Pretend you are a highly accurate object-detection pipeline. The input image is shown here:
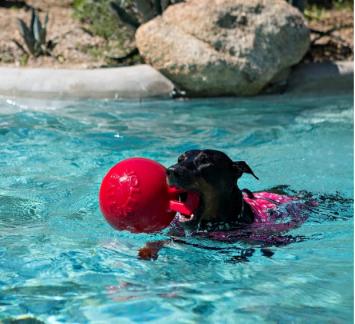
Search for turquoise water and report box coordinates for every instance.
[0,95,353,323]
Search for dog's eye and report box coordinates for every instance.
[178,155,186,163]
[197,154,209,164]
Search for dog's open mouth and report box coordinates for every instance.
[177,191,196,222]
[168,187,200,223]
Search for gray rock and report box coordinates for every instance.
[136,0,310,96]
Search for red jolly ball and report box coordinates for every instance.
[99,157,176,233]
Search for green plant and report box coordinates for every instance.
[73,0,128,40]
[19,53,29,66]
[308,0,354,9]
[72,0,183,65]
[109,0,184,30]
[304,5,328,20]
[16,9,54,57]
[332,0,354,9]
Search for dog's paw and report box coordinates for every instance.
[138,246,159,260]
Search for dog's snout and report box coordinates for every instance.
[166,166,177,177]
[167,164,187,178]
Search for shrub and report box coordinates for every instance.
[16,9,55,57]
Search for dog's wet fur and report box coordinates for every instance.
[166,149,259,232]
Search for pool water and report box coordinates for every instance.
[0,95,353,323]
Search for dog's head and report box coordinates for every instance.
[167,149,258,231]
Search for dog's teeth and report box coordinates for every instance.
[176,211,194,223]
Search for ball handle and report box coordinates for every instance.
[167,187,200,216]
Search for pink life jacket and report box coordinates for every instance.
[171,191,307,242]
[199,192,306,242]
[243,192,294,223]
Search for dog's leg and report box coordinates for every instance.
[138,240,171,260]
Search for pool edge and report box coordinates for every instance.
[0,61,352,100]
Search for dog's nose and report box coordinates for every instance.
[166,167,177,176]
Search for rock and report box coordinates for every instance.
[136,0,310,96]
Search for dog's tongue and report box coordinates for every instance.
[167,187,200,216]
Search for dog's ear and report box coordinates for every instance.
[232,161,259,180]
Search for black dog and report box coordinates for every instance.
[139,149,262,260]
[138,149,347,260]
[166,149,259,232]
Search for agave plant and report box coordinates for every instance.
[110,0,184,30]
[16,9,54,57]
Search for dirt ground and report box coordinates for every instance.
[304,8,353,62]
[0,0,353,68]
[0,0,115,68]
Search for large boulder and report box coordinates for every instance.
[136,0,310,96]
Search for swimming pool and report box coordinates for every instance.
[0,94,353,323]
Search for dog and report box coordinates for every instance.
[166,149,259,232]
[138,149,297,260]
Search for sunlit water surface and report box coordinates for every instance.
[0,95,353,323]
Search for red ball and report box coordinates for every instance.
[99,158,176,233]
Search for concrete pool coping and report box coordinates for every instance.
[0,61,352,100]
[0,64,175,100]
[287,61,353,95]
